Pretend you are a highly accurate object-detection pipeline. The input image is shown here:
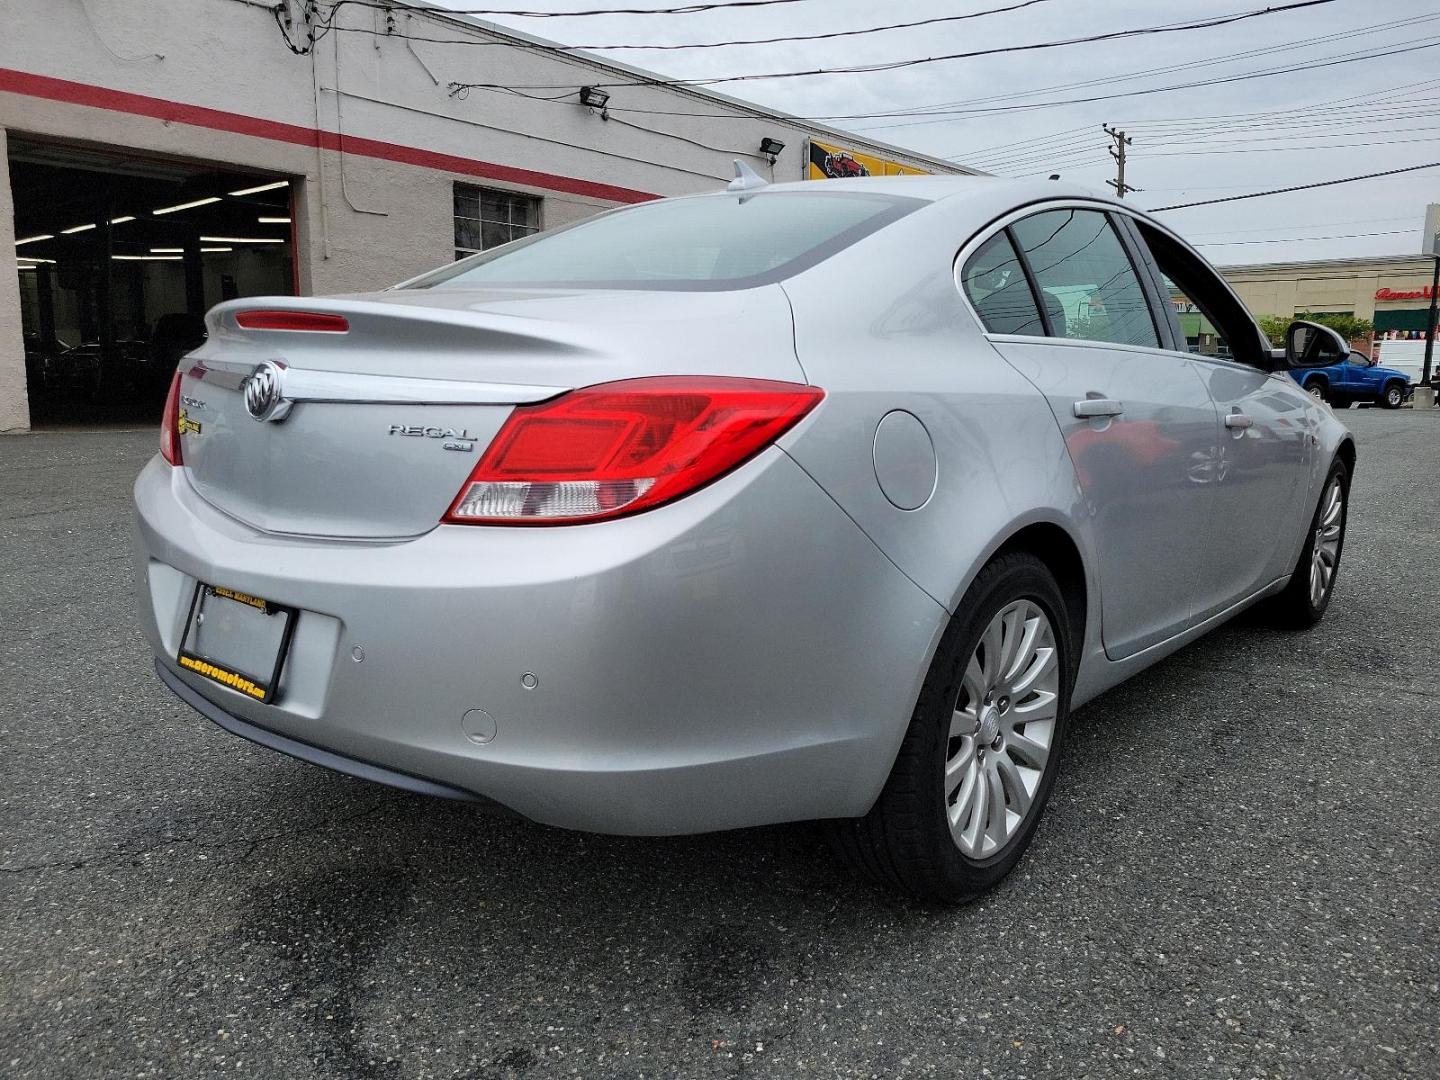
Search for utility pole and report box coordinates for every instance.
[1422,255,1438,388]
[1104,124,1138,198]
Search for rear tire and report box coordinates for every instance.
[1261,457,1348,629]
[1380,382,1405,409]
[829,552,1073,904]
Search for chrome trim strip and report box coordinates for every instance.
[187,359,568,405]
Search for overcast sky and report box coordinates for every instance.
[424,0,1440,266]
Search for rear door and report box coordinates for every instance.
[968,207,1220,659]
[1124,218,1314,617]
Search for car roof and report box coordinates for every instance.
[747,174,1122,208]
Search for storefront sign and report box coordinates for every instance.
[806,140,931,180]
[1375,286,1436,301]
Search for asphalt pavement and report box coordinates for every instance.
[2,408,1436,1079]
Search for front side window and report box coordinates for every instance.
[1010,209,1159,349]
[454,185,540,262]
[414,190,922,291]
[1133,221,1267,368]
[961,231,1045,336]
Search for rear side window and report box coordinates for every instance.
[961,232,1045,336]
[409,191,923,291]
[1010,209,1159,349]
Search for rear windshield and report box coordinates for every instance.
[407,190,923,292]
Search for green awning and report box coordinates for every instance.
[1375,308,1434,332]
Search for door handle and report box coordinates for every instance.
[1224,411,1254,430]
[1073,398,1124,419]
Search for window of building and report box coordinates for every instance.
[1009,209,1160,349]
[454,185,540,260]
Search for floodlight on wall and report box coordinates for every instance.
[759,137,785,164]
[579,86,610,116]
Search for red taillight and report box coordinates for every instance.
[234,310,349,332]
[160,368,183,466]
[444,376,824,525]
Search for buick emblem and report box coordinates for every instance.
[242,361,290,422]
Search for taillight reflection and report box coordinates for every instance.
[160,369,184,466]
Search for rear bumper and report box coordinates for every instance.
[156,659,481,801]
[134,450,947,834]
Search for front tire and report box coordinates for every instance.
[830,552,1072,904]
[1380,382,1405,409]
[1263,457,1348,628]
[1305,379,1328,403]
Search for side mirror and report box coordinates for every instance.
[1285,320,1348,368]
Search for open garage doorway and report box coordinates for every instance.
[10,138,295,426]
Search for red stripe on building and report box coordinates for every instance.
[0,67,659,204]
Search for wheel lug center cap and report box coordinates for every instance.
[977,704,1000,747]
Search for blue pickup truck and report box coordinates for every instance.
[1288,350,1411,409]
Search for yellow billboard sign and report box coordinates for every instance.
[807,140,932,180]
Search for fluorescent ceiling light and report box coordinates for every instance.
[62,223,98,234]
[228,180,288,196]
[201,247,233,253]
[110,215,136,225]
[17,256,57,263]
[16,234,54,246]
[257,216,291,224]
[150,247,184,254]
[17,263,35,270]
[200,236,285,244]
[113,254,182,261]
[153,197,221,216]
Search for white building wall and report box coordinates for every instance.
[0,0,967,430]
[0,125,24,432]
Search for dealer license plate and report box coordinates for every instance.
[176,583,297,704]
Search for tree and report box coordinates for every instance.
[1258,311,1374,347]
[1257,314,1290,347]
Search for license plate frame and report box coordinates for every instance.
[176,582,297,705]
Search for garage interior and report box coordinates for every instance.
[10,139,294,425]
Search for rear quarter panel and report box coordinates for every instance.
[777,196,1100,651]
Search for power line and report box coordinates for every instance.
[1139,133,1440,159]
[443,0,1340,90]
[1197,229,1417,247]
[1189,214,1416,239]
[988,122,1440,174]
[332,0,1068,51]
[335,0,818,16]
[1147,159,1440,213]
[858,13,1440,136]
[579,32,1440,127]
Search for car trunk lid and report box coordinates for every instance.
[176,288,804,539]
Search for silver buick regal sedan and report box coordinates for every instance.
[134,171,1353,903]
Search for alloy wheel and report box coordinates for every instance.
[944,599,1059,858]
[1308,385,1325,401]
[1309,477,1344,608]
